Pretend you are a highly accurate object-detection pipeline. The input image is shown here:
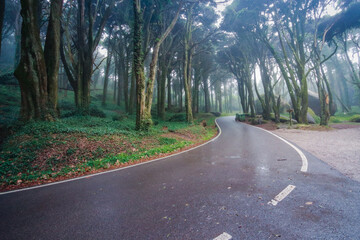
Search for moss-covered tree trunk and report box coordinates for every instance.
[15,0,62,121]
[15,0,50,121]
[183,5,194,123]
[316,67,330,126]
[192,68,201,115]
[167,70,172,111]
[129,67,136,115]
[133,0,147,130]
[143,5,180,123]
[14,8,22,69]
[44,0,63,117]
[0,0,5,54]
[245,77,255,117]
[158,58,169,120]
[259,59,272,120]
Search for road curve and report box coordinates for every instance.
[1,116,360,239]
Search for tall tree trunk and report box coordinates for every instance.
[183,5,194,123]
[44,0,63,117]
[179,73,183,111]
[167,70,172,111]
[159,59,168,120]
[15,0,52,121]
[129,67,136,115]
[0,0,5,54]
[133,0,147,130]
[122,55,129,110]
[14,8,22,69]
[114,69,117,102]
[202,73,210,112]
[236,78,247,113]
[102,51,112,106]
[192,68,200,115]
[143,4,180,122]
[259,59,272,120]
[245,75,255,117]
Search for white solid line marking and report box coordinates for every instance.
[268,185,296,206]
[0,119,222,196]
[213,232,232,240]
[252,125,308,172]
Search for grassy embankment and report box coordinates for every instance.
[0,86,218,190]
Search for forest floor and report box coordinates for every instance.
[271,123,360,182]
[0,86,220,192]
[0,113,218,192]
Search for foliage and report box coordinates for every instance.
[349,114,360,123]
[168,113,187,122]
[235,113,246,122]
[0,111,218,188]
[308,108,320,124]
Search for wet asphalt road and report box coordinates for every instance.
[1,116,360,240]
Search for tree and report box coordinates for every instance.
[133,0,181,130]
[14,0,63,121]
[61,0,114,113]
[0,0,5,54]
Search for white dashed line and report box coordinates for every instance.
[268,185,296,206]
[213,232,232,240]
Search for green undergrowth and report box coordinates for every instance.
[1,140,191,185]
[0,86,217,188]
[0,112,217,188]
[330,107,360,123]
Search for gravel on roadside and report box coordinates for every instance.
[272,127,360,182]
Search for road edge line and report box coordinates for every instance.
[0,118,222,196]
[251,124,308,172]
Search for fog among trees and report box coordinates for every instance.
[1,0,360,129]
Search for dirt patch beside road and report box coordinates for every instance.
[272,126,360,182]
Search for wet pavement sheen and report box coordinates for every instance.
[1,116,360,239]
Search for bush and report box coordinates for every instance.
[350,114,360,123]
[235,113,246,122]
[61,106,106,118]
[112,114,128,121]
[210,112,221,117]
[329,116,342,123]
[168,113,186,122]
[158,137,177,145]
[59,101,76,111]
[308,107,320,124]
[89,107,106,118]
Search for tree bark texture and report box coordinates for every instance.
[0,0,5,54]
[133,0,148,130]
[15,0,62,121]
[44,0,63,117]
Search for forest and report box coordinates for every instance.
[1,0,360,189]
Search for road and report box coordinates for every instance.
[1,116,360,239]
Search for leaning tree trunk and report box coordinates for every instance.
[142,4,181,125]
[14,0,52,121]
